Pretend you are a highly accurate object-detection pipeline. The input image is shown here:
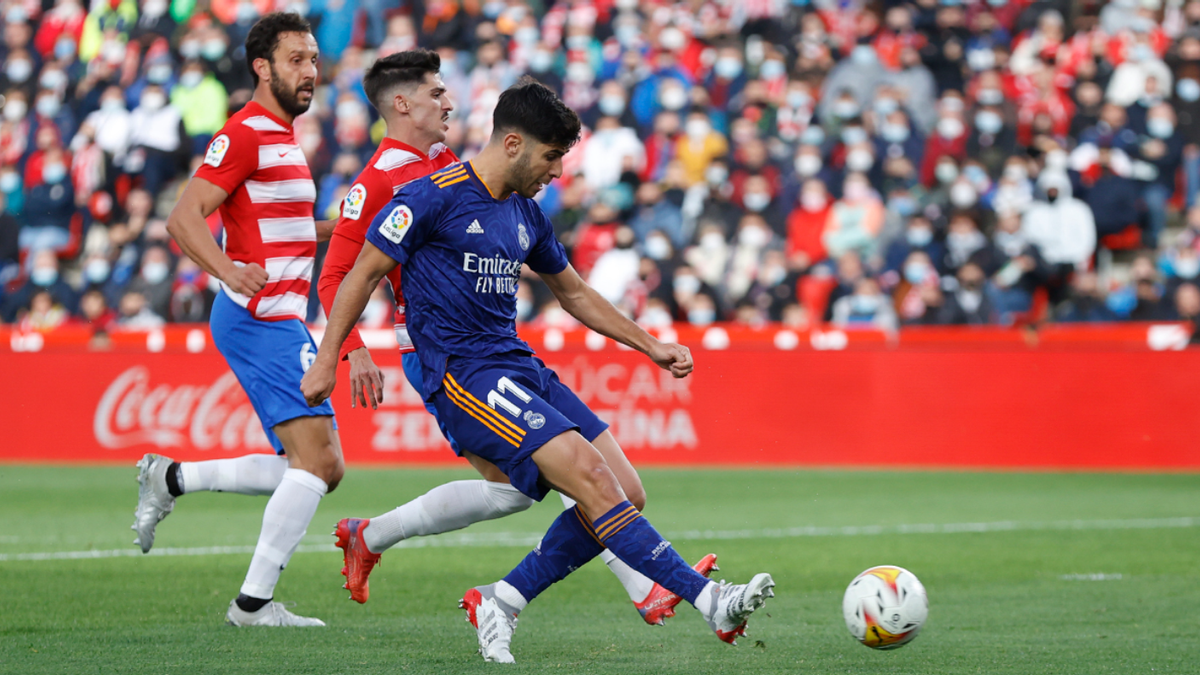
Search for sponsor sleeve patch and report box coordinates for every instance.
[377,204,414,244]
[204,134,230,168]
[342,183,367,220]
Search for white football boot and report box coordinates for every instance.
[702,573,776,645]
[460,584,519,663]
[225,600,326,627]
[132,453,176,553]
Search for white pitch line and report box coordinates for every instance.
[0,516,1196,563]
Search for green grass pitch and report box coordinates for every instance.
[1,466,1198,674]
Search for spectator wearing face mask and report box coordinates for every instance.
[942,211,992,276]
[123,245,174,319]
[21,147,75,252]
[78,0,138,64]
[31,82,76,145]
[987,210,1050,323]
[883,215,945,280]
[127,83,185,197]
[2,249,78,321]
[724,215,776,306]
[587,226,642,309]
[1166,245,1200,297]
[831,277,898,332]
[1021,170,1096,274]
[78,85,132,167]
[1128,103,1184,248]
[34,0,86,63]
[820,47,884,125]
[786,179,834,274]
[824,173,885,261]
[1,52,37,107]
[920,98,970,186]
[582,116,645,191]
[675,112,728,187]
[1107,35,1173,108]
[629,181,685,249]
[170,61,228,156]
[938,262,996,325]
[739,174,783,233]
[1079,148,1144,238]
[892,250,945,326]
[874,108,925,171]
[968,103,1019,173]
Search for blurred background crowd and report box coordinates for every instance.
[5,0,1200,336]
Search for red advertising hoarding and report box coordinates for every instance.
[2,324,1198,469]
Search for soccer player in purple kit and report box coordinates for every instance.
[302,79,774,662]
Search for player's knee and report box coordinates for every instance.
[626,483,646,512]
[580,462,624,502]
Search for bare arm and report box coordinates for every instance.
[315,218,335,243]
[539,264,693,378]
[301,242,398,406]
[166,178,267,296]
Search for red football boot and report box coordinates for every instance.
[634,553,719,626]
[333,518,382,604]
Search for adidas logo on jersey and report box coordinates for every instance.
[467,220,484,234]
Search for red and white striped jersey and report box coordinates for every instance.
[194,101,316,322]
[317,137,458,358]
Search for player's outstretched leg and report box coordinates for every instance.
[132,453,290,553]
[558,493,717,625]
[227,416,341,627]
[335,479,533,603]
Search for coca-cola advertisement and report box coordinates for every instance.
[3,345,1200,468]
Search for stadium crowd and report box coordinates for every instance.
[5,0,1200,336]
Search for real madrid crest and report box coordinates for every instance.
[517,223,530,251]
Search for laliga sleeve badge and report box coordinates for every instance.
[204,134,230,168]
[343,183,367,220]
[378,204,414,244]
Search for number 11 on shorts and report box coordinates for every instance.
[487,377,532,417]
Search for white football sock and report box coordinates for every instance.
[179,454,288,496]
[363,480,533,553]
[693,580,719,617]
[494,580,529,612]
[559,494,655,602]
[239,468,327,599]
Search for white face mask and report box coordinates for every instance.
[846,149,874,172]
[40,69,67,90]
[5,59,32,83]
[644,236,671,260]
[700,232,725,250]
[795,154,822,177]
[937,117,965,139]
[685,119,710,140]
[36,97,62,118]
[674,274,702,294]
[141,92,166,111]
[142,261,170,285]
[801,192,826,211]
[179,71,203,88]
[936,163,958,184]
[844,182,870,201]
[660,87,687,111]
[3,100,27,122]
[950,183,978,208]
[101,97,125,112]
[742,193,770,213]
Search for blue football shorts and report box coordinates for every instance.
[210,290,336,454]
[402,350,463,455]
[428,350,609,500]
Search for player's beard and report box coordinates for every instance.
[269,63,313,118]
[511,149,537,198]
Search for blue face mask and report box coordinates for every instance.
[903,261,930,284]
[891,197,917,217]
[31,268,58,286]
[850,294,880,314]
[905,226,933,247]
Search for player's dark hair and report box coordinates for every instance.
[244,12,313,87]
[362,49,442,113]
[492,77,581,149]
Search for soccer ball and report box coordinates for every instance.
[842,565,928,649]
